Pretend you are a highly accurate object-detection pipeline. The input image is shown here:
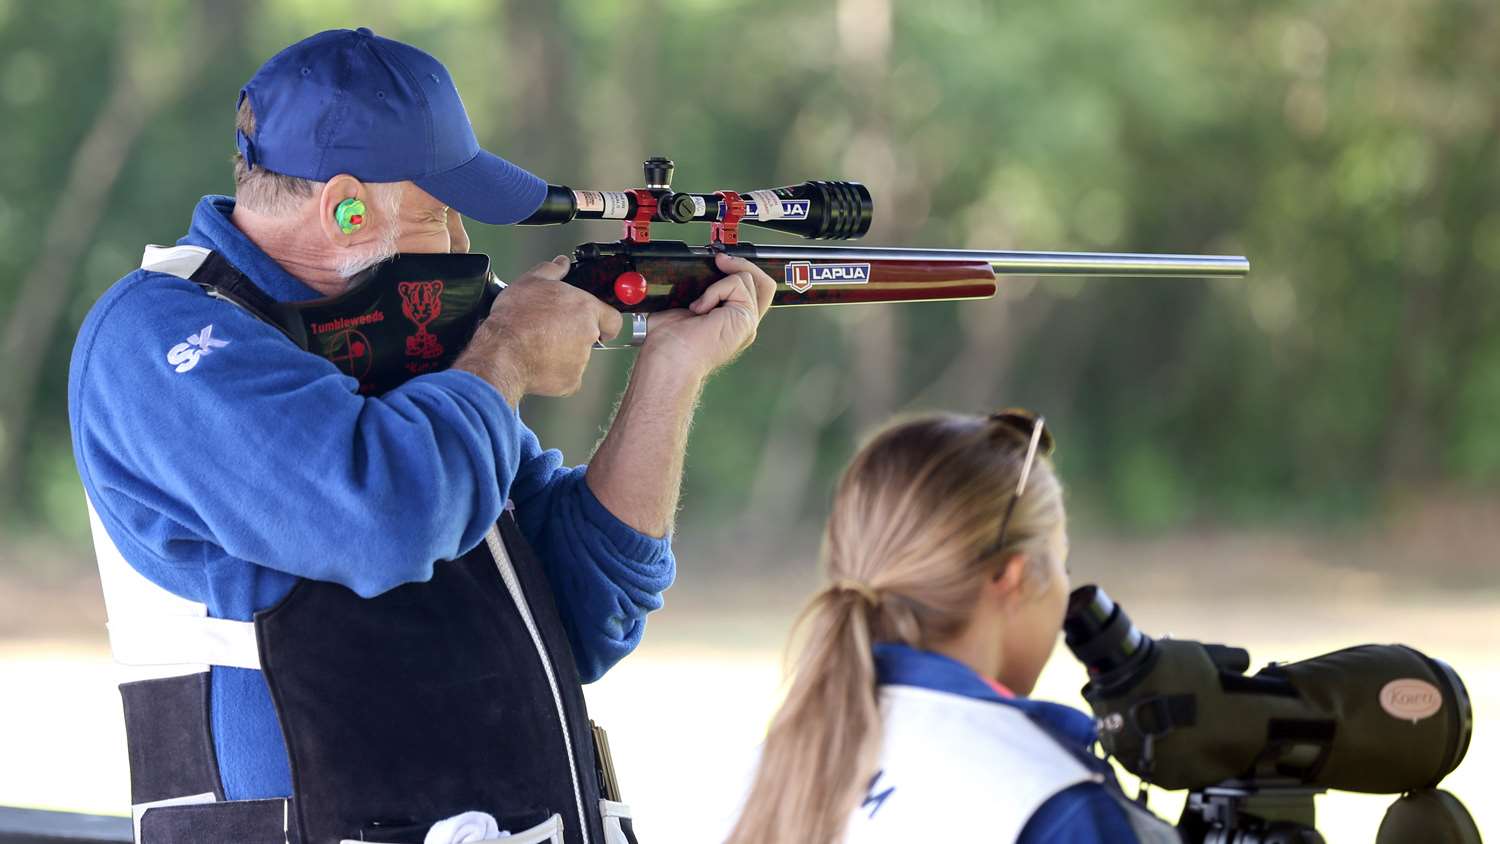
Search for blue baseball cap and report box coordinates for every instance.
[237,27,546,224]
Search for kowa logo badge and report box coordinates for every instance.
[1379,678,1444,723]
[784,261,873,293]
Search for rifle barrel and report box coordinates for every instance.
[745,245,1249,278]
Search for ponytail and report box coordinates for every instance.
[727,412,1067,843]
[725,585,884,844]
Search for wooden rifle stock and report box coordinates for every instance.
[564,240,1250,313]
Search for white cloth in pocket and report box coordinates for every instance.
[343,811,562,844]
[425,810,502,843]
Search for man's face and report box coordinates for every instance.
[393,182,469,254]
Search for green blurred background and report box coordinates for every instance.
[0,1,1495,842]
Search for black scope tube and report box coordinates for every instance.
[519,181,874,241]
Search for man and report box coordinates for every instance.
[69,28,774,844]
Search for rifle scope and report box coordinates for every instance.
[518,156,873,240]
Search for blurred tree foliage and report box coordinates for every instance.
[1,0,1496,561]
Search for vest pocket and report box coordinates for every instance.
[138,798,288,843]
[600,800,639,844]
[344,812,565,844]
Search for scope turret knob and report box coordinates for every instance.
[660,192,698,224]
[643,156,674,190]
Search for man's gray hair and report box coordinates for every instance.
[232,98,404,227]
[233,99,319,216]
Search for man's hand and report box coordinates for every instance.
[582,253,776,537]
[640,252,777,382]
[454,256,622,407]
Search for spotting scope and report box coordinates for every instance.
[1064,584,1481,843]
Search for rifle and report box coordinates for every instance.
[517,157,1248,319]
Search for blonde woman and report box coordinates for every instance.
[725,411,1179,844]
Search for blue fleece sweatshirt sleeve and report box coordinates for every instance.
[71,273,521,598]
[1017,782,1145,844]
[507,434,676,683]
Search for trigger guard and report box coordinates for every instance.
[594,313,647,350]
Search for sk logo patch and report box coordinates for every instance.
[166,324,229,373]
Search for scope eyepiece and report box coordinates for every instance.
[1063,584,1155,692]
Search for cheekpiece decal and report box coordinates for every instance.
[399,280,446,359]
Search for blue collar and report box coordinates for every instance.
[176,196,325,304]
[873,642,1098,750]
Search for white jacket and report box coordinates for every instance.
[841,684,1102,842]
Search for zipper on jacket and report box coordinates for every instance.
[485,524,590,844]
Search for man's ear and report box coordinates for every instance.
[985,552,1029,607]
[318,174,373,248]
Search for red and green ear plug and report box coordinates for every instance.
[334,198,366,234]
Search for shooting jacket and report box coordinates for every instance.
[69,196,673,843]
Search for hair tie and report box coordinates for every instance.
[831,579,881,607]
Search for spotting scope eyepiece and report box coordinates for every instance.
[1062,584,1156,691]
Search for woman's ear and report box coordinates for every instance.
[318,174,371,247]
[986,553,1029,606]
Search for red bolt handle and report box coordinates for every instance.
[614,271,648,307]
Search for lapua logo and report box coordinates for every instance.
[1379,678,1443,723]
[784,261,872,293]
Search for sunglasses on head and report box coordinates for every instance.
[983,409,1055,560]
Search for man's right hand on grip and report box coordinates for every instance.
[455,255,621,406]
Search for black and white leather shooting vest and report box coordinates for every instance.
[89,246,638,844]
[841,685,1180,843]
